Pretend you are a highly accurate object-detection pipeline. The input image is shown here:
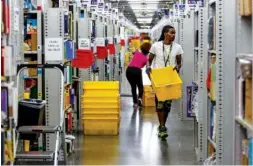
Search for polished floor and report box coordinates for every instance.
[68,97,197,165]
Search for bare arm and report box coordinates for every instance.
[147,53,155,67]
[176,54,182,70]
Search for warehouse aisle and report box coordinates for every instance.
[68,97,197,165]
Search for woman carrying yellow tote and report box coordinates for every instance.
[146,25,184,139]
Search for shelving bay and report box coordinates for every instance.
[192,0,252,164]
[234,0,253,162]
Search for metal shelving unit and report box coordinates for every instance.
[233,0,253,164]
[215,0,237,164]
[44,8,67,164]
[181,11,195,121]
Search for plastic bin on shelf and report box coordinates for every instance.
[120,39,125,46]
[82,117,119,135]
[150,66,182,101]
[107,44,115,54]
[17,99,46,140]
[72,49,94,68]
[96,46,108,59]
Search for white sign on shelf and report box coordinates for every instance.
[107,37,113,44]
[79,38,91,49]
[95,38,105,46]
[14,7,20,31]
[45,38,63,61]
[103,4,109,15]
[97,2,104,14]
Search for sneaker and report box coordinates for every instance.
[158,131,168,139]
[158,126,168,139]
[137,98,142,107]
[158,126,167,132]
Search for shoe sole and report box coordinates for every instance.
[158,133,168,139]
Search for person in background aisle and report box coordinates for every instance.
[126,38,152,109]
[146,25,184,139]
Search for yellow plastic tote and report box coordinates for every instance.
[150,66,182,101]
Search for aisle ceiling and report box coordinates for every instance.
[114,0,178,28]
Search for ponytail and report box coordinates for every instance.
[158,25,175,41]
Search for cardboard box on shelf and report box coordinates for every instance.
[245,78,252,123]
[31,34,37,51]
[240,0,252,16]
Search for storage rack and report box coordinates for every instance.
[43,8,67,164]
[181,11,195,121]
[205,0,217,161]
[1,0,24,164]
[22,7,44,153]
[233,0,252,164]
[191,0,253,164]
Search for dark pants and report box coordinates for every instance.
[126,67,144,104]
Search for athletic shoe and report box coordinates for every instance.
[158,126,168,139]
[137,98,143,107]
[157,126,167,132]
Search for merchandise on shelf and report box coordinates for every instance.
[245,78,252,123]
[186,85,198,118]
[24,0,37,11]
[241,139,249,165]
[239,0,252,16]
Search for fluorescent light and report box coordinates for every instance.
[137,18,152,21]
[129,3,158,10]
[131,8,157,10]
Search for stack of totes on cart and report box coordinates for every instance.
[142,86,155,107]
[82,81,120,135]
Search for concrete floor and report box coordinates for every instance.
[68,97,197,165]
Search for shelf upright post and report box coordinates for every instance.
[44,8,67,164]
[215,0,236,164]
[10,0,24,99]
[178,17,184,120]
[96,15,105,81]
[181,11,195,121]
[77,12,92,121]
[107,17,114,81]
[114,21,120,82]
[197,7,208,162]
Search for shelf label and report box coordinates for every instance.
[95,38,105,46]
[78,38,90,49]
[107,37,113,44]
[37,68,42,74]
[45,38,63,61]
[14,7,20,31]
[97,2,104,14]
[38,92,42,99]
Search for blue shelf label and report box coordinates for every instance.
[37,68,42,74]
